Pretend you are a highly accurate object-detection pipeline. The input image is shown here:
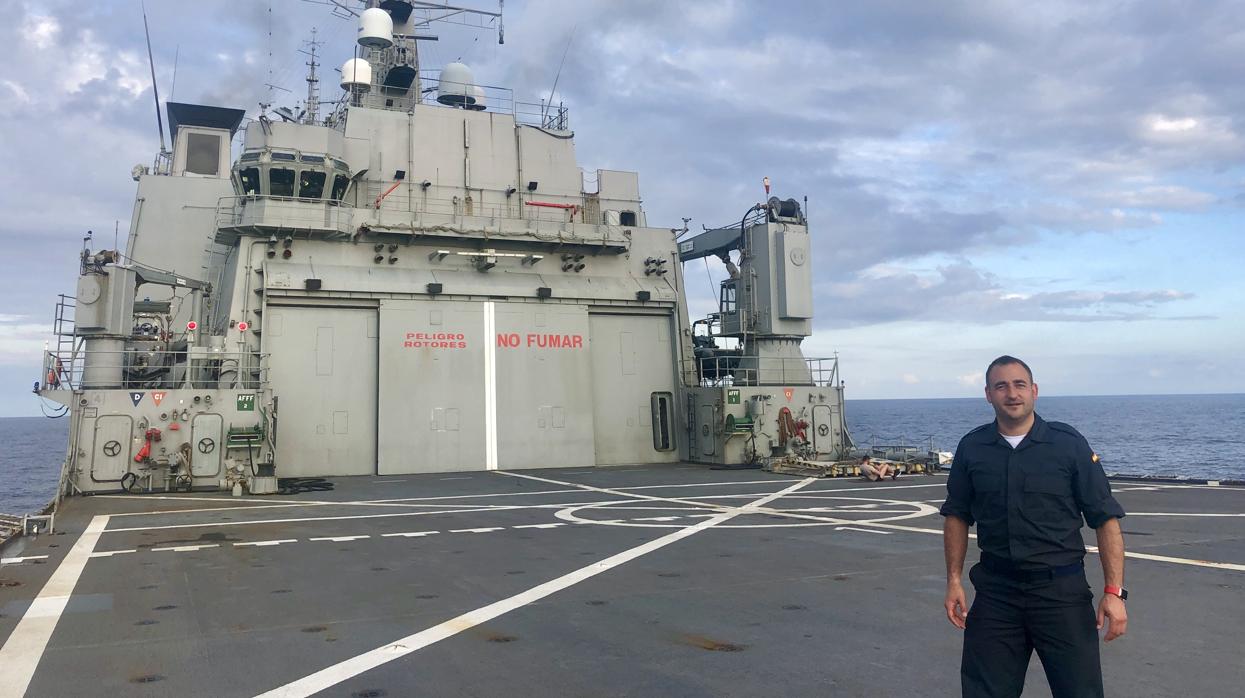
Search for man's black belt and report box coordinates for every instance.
[980,552,1084,582]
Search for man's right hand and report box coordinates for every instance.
[945,582,968,629]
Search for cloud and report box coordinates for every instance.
[818,262,1199,327]
[0,315,51,367]
[957,372,985,387]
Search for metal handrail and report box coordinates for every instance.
[42,349,268,391]
[215,190,611,231]
[683,355,839,388]
[215,195,353,233]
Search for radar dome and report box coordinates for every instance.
[436,62,476,106]
[466,85,487,111]
[358,8,394,49]
[340,58,373,91]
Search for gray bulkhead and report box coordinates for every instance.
[220,102,685,476]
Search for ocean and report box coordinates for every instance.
[1,394,1242,515]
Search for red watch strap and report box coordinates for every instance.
[1104,585,1123,597]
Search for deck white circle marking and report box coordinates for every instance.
[554,496,938,528]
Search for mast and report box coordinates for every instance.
[301,28,322,124]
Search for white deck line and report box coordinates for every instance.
[151,544,220,552]
[483,300,498,470]
[0,515,109,697]
[103,480,832,520]
[103,504,542,533]
[502,470,860,527]
[1109,550,1245,572]
[254,478,817,698]
[308,536,371,542]
[88,549,136,558]
[1,555,49,564]
[101,491,847,534]
[854,521,1245,573]
[1123,512,1245,517]
[835,526,892,535]
[234,539,297,547]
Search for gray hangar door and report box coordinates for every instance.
[265,305,378,476]
[588,313,680,465]
[377,299,486,474]
[376,300,595,473]
[494,303,595,469]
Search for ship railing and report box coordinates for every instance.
[41,349,268,391]
[410,73,572,130]
[859,434,946,464]
[364,187,617,226]
[683,356,841,388]
[358,185,593,223]
[513,100,570,130]
[216,191,611,232]
[215,196,354,235]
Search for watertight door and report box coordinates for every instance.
[812,404,832,454]
[91,414,133,482]
[190,413,224,477]
[699,405,717,456]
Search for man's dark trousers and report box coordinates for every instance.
[962,562,1103,698]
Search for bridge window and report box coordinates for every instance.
[185,133,221,176]
[331,174,350,201]
[270,168,296,197]
[720,282,737,314]
[299,170,326,199]
[619,210,637,227]
[237,167,261,196]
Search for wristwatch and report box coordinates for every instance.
[1104,585,1128,601]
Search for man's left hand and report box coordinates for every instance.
[1097,593,1128,641]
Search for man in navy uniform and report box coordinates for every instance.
[941,355,1128,697]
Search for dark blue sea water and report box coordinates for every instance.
[846,394,1245,482]
[1,416,69,517]
[1,394,1242,515]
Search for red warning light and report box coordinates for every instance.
[237,321,249,332]
[186,321,198,331]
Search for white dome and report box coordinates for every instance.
[467,85,487,111]
[358,8,394,49]
[436,62,476,105]
[340,58,372,91]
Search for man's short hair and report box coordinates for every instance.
[985,355,1033,385]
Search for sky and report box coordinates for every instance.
[1,0,1243,417]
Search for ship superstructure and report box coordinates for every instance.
[37,0,852,496]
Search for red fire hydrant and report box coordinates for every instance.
[134,427,162,463]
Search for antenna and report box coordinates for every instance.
[300,28,323,124]
[141,2,167,155]
[170,45,179,100]
[542,24,576,122]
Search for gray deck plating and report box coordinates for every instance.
[1,467,1242,697]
